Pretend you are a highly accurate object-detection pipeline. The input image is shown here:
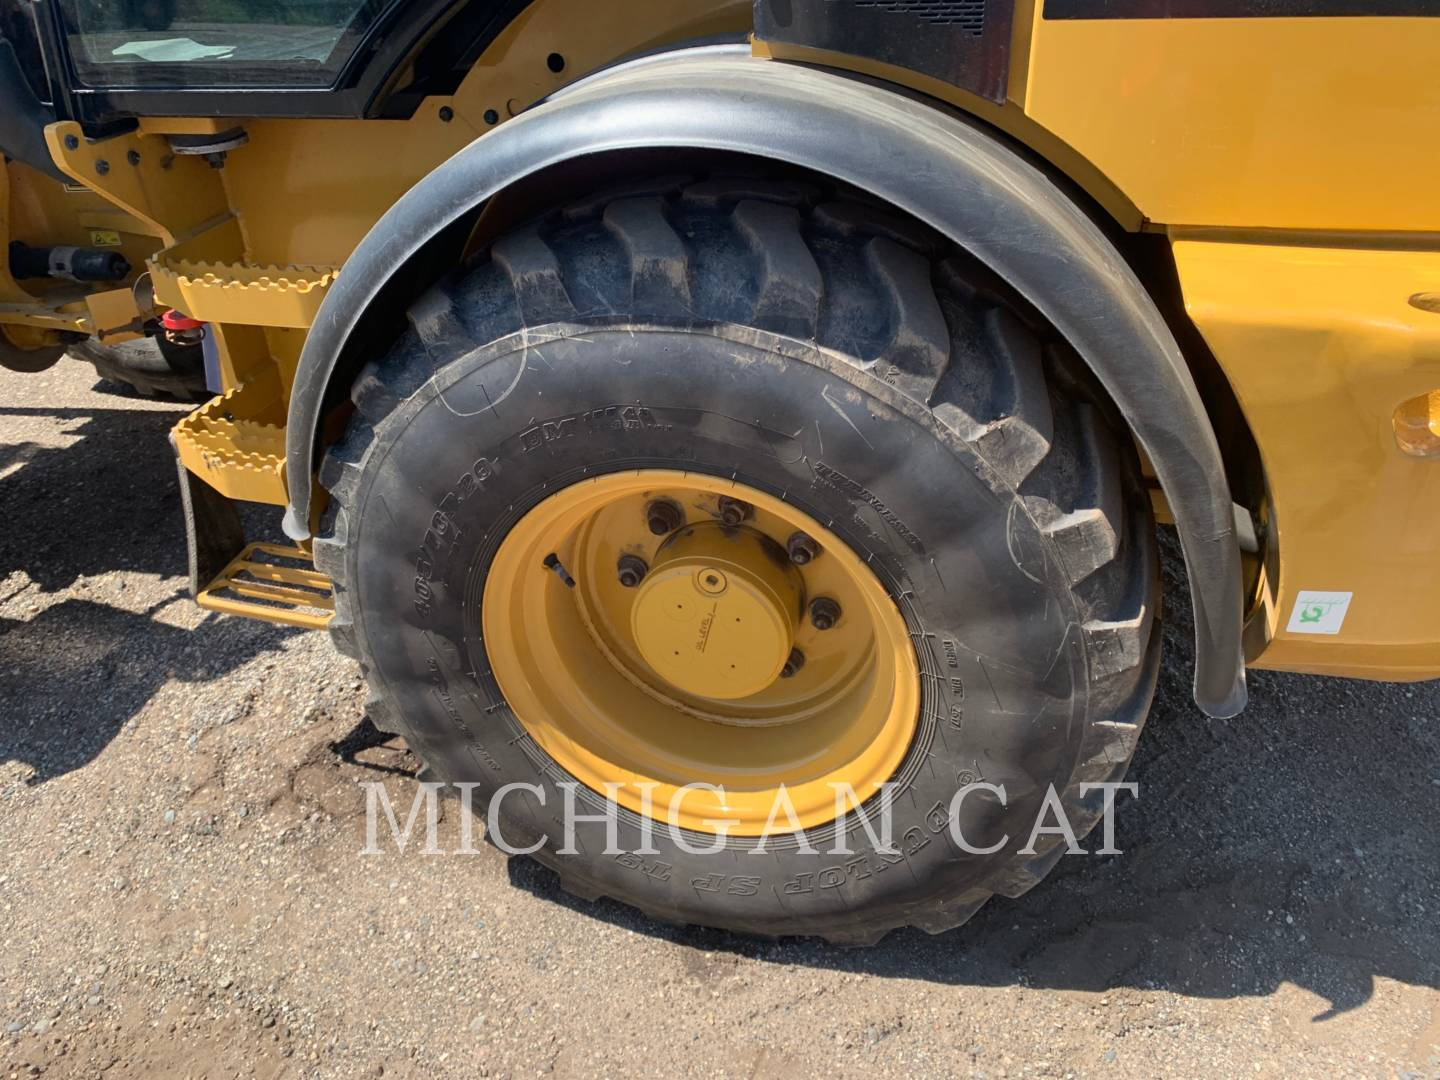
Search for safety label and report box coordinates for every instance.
[1286,591,1353,635]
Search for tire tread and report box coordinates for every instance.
[315,173,1160,944]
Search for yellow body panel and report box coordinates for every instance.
[1024,15,1440,233]
[0,165,90,341]
[1,161,159,325]
[1174,238,1440,678]
[216,0,749,266]
[83,286,144,343]
[44,120,229,247]
[749,36,1144,230]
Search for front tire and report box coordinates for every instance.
[317,174,1159,943]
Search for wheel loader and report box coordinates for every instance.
[1,0,1436,943]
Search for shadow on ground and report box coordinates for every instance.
[0,404,192,590]
[0,402,295,782]
[507,541,1440,1015]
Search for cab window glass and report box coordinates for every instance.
[57,0,391,88]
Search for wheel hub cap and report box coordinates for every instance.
[631,524,802,700]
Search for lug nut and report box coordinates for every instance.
[780,648,806,679]
[617,554,648,588]
[716,496,751,527]
[786,532,821,565]
[645,499,684,536]
[809,597,841,630]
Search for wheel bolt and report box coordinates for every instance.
[716,496,750,527]
[780,648,806,678]
[809,597,841,630]
[645,499,684,536]
[617,554,648,588]
[786,532,820,565]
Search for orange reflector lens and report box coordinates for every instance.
[1394,390,1440,458]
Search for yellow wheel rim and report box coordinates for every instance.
[482,470,920,836]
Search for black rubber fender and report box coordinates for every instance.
[282,47,1246,717]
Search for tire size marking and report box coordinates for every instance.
[425,656,502,772]
[942,638,966,729]
[518,405,668,454]
[414,456,498,618]
[812,461,926,556]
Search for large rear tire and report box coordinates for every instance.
[317,174,1160,943]
[71,335,209,402]
[0,328,64,374]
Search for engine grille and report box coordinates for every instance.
[753,0,1013,103]
[852,1,987,34]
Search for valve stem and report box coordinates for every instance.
[542,552,576,588]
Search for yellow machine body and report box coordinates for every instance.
[2,0,1438,682]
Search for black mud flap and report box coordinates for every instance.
[169,434,245,598]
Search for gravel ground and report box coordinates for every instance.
[1,357,1437,1079]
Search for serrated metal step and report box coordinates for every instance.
[195,542,334,630]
